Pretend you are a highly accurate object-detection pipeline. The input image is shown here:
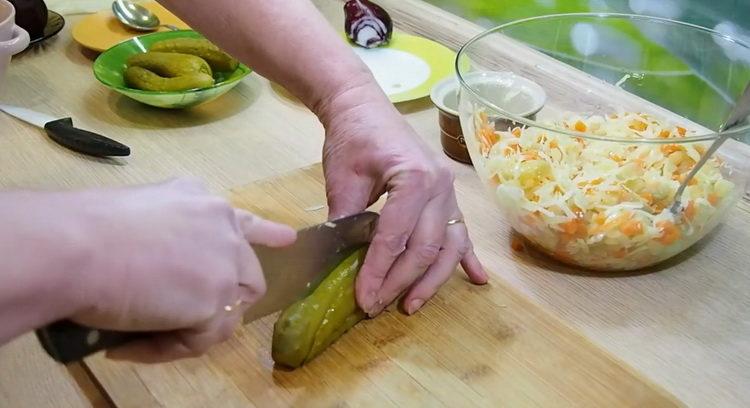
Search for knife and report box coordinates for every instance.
[35,211,379,364]
[0,104,130,157]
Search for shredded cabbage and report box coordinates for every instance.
[473,110,738,270]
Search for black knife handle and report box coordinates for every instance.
[44,118,131,157]
[35,320,145,364]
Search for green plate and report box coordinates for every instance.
[348,31,458,104]
[93,30,252,109]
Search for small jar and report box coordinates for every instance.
[430,73,546,165]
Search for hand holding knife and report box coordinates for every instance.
[35,211,379,364]
[0,104,130,158]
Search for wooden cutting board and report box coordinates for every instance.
[83,164,682,407]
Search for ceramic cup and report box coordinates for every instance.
[430,72,546,164]
[0,0,30,92]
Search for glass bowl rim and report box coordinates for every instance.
[455,12,750,144]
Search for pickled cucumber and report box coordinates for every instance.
[124,66,215,92]
[150,38,240,72]
[127,52,212,78]
[272,246,368,368]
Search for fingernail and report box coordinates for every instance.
[363,291,378,313]
[407,298,425,315]
[367,298,385,317]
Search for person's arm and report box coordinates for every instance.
[0,179,295,362]
[158,0,488,317]
[0,192,89,344]
[157,0,378,119]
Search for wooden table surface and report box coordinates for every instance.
[0,1,748,407]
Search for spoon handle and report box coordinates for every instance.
[669,135,729,213]
[670,82,750,214]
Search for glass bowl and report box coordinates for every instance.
[93,30,251,109]
[456,13,750,271]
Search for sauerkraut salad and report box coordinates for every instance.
[473,110,737,270]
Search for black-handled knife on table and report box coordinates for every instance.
[35,211,380,364]
[0,104,130,157]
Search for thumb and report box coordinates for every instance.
[234,209,297,247]
[326,178,373,221]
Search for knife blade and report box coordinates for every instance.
[0,104,130,157]
[34,211,379,364]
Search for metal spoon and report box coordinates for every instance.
[112,0,180,32]
[670,81,750,215]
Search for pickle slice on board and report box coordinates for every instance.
[272,246,368,368]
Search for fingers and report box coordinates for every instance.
[234,209,297,247]
[106,309,243,364]
[368,198,448,316]
[326,176,373,220]
[162,176,209,194]
[234,235,267,305]
[460,248,488,285]
[355,185,429,313]
[400,223,487,315]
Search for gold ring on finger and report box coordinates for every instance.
[447,218,464,226]
[223,299,244,312]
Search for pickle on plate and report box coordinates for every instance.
[124,66,215,92]
[150,38,240,72]
[272,246,368,368]
[126,51,213,78]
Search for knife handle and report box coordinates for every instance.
[35,320,144,364]
[44,118,131,158]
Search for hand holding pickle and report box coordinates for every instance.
[124,38,239,92]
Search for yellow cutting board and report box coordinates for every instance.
[84,164,682,407]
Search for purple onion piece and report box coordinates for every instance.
[344,0,393,49]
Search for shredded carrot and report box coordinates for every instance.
[629,120,648,131]
[661,144,683,155]
[523,150,539,160]
[549,140,558,149]
[553,248,573,264]
[695,145,706,156]
[522,213,539,225]
[619,218,643,237]
[512,127,522,137]
[656,221,681,245]
[574,120,587,132]
[708,193,720,206]
[613,247,629,258]
[677,126,687,136]
[658,129,671,138]
[560,218,586,237]
[640,192,655,204]
[684,200,696,221]
[490,174,502,185]
[478,126,499,155]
